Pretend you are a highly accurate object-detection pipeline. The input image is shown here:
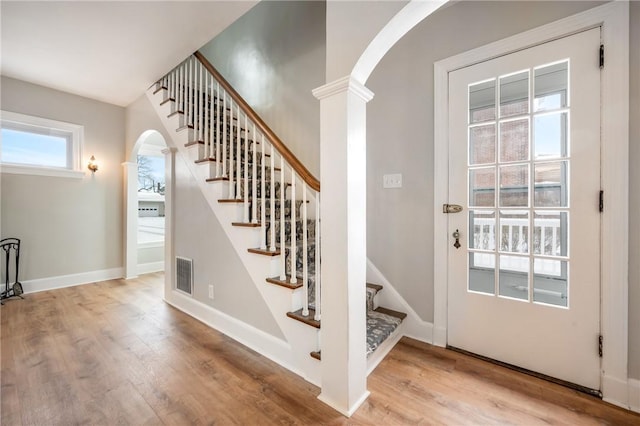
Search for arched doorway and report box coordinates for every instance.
[123,130,167,278]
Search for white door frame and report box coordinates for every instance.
[433,2,629,408]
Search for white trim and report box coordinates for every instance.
[164,289,299,378]
[312,76,374,102]
[629,379,640,413]
[433,1,629,404]
[18,267,124,294]
[0,163,86,178]
[318,390,371,418]
[366,258,433,343]
[137,261,164,275]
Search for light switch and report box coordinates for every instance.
[383,173,402,189]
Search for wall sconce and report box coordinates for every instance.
[87,155,99,173]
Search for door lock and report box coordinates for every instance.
[443,204,463,214]
[453,229,461,249]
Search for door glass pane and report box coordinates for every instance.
[499,255,529,300]
[469,167,495,207]
[470,79,496,123]
[470,125,496,165]
[534,61,568,112]
[500,210,529,253]
[533,211,568,256]
[500,119,529,162]
[534,259,568,307]
[469,253,495,295]
[534,161,568,207]
[534,112,568,159]
[499,164,529,207]
[470,210,495,250]
[500,71,529,117]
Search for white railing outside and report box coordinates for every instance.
[158,55,320,320]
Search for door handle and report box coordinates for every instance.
[443,204,463,214]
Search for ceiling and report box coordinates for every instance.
[0,1,258,107]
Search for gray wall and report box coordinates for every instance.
[173,153,284,339]
[627,0,640,380]
[367,0,638,379]
[199,0,325,178]
[1,76,125,280]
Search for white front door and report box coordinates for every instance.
[447,27,601,391]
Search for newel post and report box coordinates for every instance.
[313,76,374,416]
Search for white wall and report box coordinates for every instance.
[198,0,325,177]
[366,0,640,379]
[1,76,124,281]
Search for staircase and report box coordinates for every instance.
[148,53,406,382]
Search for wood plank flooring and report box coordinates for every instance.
[2,272,638,425]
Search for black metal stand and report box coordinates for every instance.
[1,238,24,304]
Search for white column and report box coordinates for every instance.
[162,147,177,299]
[122,161,138,279]
[313,76,373,417]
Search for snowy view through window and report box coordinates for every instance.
[138,155,165,244]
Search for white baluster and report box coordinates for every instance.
[187,58,192,127]
[302,182,309,316]
[314,192,321,321]
[260,134,266,250]
[280,157,286,280]
[251,123,257,224]
[270,143,276,252]
[236,105,242,200]
[290,170,297,285]
[229,98,235,198]
[222,90,227,178]
[215,82,221,177]
[198,61,203,147]
[243,113,249,218]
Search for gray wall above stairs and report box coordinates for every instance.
[198,0,326,179]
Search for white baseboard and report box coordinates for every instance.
[629,378,640,413]
[602,373,630,409]
[16,267,124,294]
[318,390,371,418]
[137,261,164,275]
[366,258,433,343]
[164,289,301,378]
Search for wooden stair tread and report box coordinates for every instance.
[184,140,204,147]
[287,309,320,328]
[366,283,383,292]
[218,198,244,203]
[153,86,167,94]
[160,97,175,106]
[206,177,229,182]
[374,306,407,321]
[248,247,280,256]
[232,222,261,228]
[310,351,321,361]
[167,110,184,118]
[177,124,194,132]
[266,275,302,290]
[195,157,217,164]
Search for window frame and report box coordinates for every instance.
[1,110,85,178]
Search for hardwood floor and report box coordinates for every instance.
[2,272,638,425]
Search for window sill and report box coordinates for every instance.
[1,164,86,179]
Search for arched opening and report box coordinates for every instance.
[123,130,167,278]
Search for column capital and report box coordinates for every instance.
[161,147,178,155]
[312,76,374,103]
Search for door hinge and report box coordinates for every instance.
[599,44,604,69]
[599,335,603,357]
[599,190,604,213]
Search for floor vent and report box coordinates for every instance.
[176,256,193,295]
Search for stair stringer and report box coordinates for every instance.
[146,88,321,386]
[366,258,434,345]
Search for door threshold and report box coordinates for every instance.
[446,345,602,399]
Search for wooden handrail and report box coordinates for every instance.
[194,51,320,192]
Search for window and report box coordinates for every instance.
[1,111,84,178]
